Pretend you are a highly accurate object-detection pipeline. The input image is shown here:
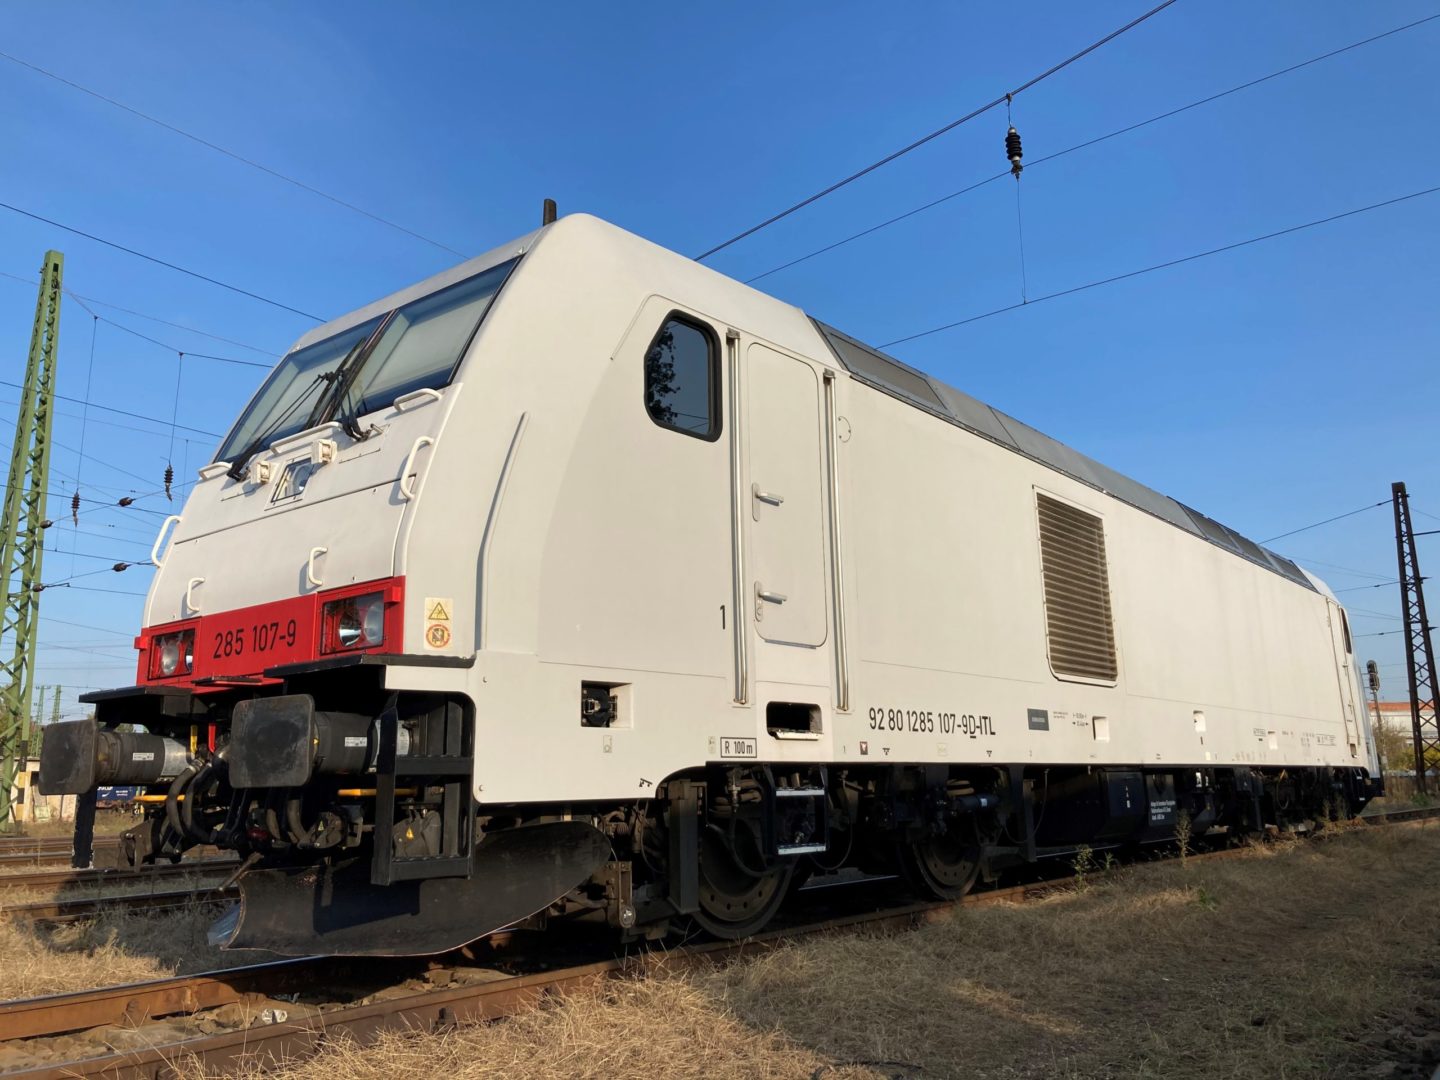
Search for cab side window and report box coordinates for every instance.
[644,315,720,440]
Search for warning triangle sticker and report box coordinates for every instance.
[427,601,451,621]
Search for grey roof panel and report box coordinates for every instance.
[930,383,1020,448]
[1082,461,1202,535]
[814,321,950,415]
[990,410,1110,491]
[816,321,1314,592]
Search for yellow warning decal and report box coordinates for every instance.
[423,597,455,650]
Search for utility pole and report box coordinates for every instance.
[1365,659,1385,784]
[0,251,62,822]
[1392,481,1439,794]
[49,685,60,726]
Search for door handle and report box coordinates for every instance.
[751,483,784,521]
[307,547,328,588]
[755,584,788,620]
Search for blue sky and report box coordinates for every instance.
[1,1,1437,715]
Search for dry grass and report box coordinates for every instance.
[0,904,275,1001]
[210,824,1440,1080]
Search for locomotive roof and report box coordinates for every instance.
[809,320,1315,592]
[287,214,1314,593]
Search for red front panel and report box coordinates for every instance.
[138,577,404,688]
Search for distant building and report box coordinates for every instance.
[6,758,75,824]
[1370,700,1418,733]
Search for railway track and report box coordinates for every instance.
[0,860,237,895]
[0,844,226,875]
[1,805,1435,1079]
[0,886,236,925]
[0,838,119,872]
[0,838,85,855]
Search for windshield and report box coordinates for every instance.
[347,258,516,417]
[215,317,382,463]
[214,256,519,464]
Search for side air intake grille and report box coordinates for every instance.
[1036,494,1118,682]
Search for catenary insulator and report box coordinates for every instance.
[164,463,174,501]
[112,562,128,573]
[70,490,80,525]
[1006,126,1023,178]
[117,496,134,507]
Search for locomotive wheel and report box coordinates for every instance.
[693,824,792,938]
[901,821,982,900]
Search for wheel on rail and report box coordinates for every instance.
[900,821,982,901]
[693,824,792,938]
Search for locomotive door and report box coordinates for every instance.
[1326,600,1361,754]
[744,344,827,650]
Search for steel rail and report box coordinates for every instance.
[0,885,235,925]
[0,837,91,854]
[0,858,237,892]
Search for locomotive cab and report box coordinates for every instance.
[39,226,620,953]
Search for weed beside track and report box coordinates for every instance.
[197,823,1439,1080]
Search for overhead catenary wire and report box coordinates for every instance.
[41,615,135,637]
[1276,555,1394,581]
[71,312,100,552]
[0,200,325,321]
[1348,608,1402,620]
[0,378,220,438]
[80,311,271,369]
[693,0,1181,261]
[1336,580,1403,593]
[0,50,467,260]
[744,11,1440,284]
[0,393,215,443]
[878,184,1440,348]
[0,270,281,355]
[1260,501,1390,544]
[58,584,148,597]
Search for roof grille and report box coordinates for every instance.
[1036,494,1118,682]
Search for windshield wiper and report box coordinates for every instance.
[316,313,393,443]
[224,372,332,481]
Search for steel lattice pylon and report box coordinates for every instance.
[0,251,63,821]
[1392,481,1439,794]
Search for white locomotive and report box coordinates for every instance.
[41,213,1380,955]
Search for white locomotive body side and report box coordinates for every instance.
[41,213,1379,956]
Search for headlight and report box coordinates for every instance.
[149,629,195,679]
[322,591,386,653]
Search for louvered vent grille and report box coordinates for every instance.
[1036,494,1118,681]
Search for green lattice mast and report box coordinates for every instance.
[0,251,63,822]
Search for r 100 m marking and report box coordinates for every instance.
[866,708,995,737]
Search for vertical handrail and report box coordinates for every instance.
[822,370,850,712]
[476,413,527,650]
[150,515,182,568]
[726,329,748,705]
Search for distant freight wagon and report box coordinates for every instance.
[94,786,140,812]
[41,213,1379,957]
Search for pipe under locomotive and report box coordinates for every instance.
[39,213,1380,956]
